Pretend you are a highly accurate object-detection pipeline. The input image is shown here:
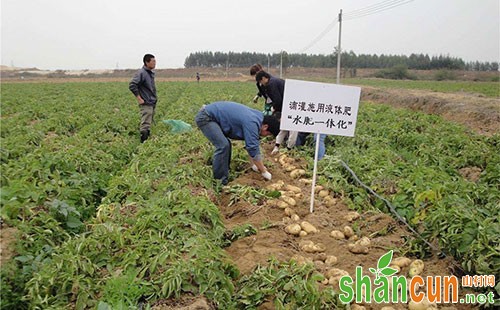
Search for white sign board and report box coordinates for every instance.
[281,79,361,137]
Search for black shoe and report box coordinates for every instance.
[140,131,149,143]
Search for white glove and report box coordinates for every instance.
[271,146,279,155]
[262,171,272,181]
[252,95,259,103]
[251,164,259,172]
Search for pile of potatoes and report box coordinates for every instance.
[275,154,307,179]
[284,221,318,237]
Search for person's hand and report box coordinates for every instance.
[251,164,259,172]
[137,96,145,105]
[252,95,259,103]
[271,146,279,155]
[262,171,272,181]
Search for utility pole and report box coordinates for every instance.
[280,51,283,78]
[336,9,342,84]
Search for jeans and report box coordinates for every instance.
[195,107,232,185]
[296,132,326,160]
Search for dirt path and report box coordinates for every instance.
[361,87,500,136]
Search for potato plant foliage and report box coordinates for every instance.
[1,81,498,308]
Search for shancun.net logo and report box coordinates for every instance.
[338,250,496,305]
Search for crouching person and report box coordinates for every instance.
[195,101,280,185]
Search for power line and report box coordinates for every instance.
[298,17,338,53]
[344,0,404,16]
[344,0,414,20]
[296,0,414,54]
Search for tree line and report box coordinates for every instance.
[184,51,499,71]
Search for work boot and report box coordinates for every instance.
[140,131,149,143]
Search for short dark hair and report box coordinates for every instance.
[263,115,280,137]
[250,64,263,76]
[255,71,270,82]
[143,54,155,65]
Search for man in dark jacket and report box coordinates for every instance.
[255,71,285,115]
[129,54,157,143]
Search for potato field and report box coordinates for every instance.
[1,80,499,309]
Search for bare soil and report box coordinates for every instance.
[0,225,18,268]
[361,86,500,136]
[217,142,478,310]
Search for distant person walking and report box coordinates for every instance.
[195,101,280,185]
[196,72,200,83]
[129,54,157,143]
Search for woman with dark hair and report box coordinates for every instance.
[249,63,272,116]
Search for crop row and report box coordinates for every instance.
[1,81,498,308]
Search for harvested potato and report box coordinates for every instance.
[284,207,296,216]
[356,236,371,247]
[343,226,355,238]
[408,259,425,277]
[314,260,325,270]
[348,243,369,254]
[392,257,412,268]
[330,230,345,239]
[281,196,296,206]
[291,214,300,222]
[314,185,324,193]
[285,184,302,193]
[408,298,437,310]
[266,180,285,191]
[314,253,327,262]
[291,254,312,265]
[351,305,366,310]
[298,178,312,185]
[389,264,401,273]
[349,235,359,242]
[325,255,338,266]
[323,196,336,207]
[277,201,289,209]
[318,189,330,197]
[300,221,318,234]
[326,268,349,278]
[328,275,344,287]
[279,154,294,166]
[284,164,297,172]
[290,169,306,179]
[299,230,308,237]
[285,223,302,235]
[344,211,361,222]
[299,240,325,252]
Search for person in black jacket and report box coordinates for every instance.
[129,54,157,143]
[250,64,272,116]
[255,71,285,114]
[255,71,299,154]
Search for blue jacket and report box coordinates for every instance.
[265,76,285,112]
[129,66,157,105]
[204,101,263,160]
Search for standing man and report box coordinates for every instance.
[195,101,280,185]
[129,54,157,143]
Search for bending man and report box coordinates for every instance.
[195,101,280,185]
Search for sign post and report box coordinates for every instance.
[281,79,361,212]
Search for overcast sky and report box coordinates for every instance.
[1,0,499,70]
